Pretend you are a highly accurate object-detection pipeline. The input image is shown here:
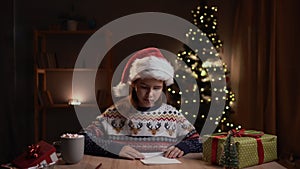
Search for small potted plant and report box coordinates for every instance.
[59,1,85,31]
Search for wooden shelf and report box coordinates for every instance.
[33,29,113,142]
[48,103,98,108]
[36,30,96,35]
[37,68,112,71]
[38,68,97,72]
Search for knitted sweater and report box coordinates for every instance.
[83,102,202,157]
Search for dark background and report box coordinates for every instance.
[3,0,298,167]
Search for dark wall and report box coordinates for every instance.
[0,0,25,163]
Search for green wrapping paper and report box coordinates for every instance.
[202,131,277,169]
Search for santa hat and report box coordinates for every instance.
[113,47,174,97]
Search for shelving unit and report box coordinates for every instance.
[33,30,113,142]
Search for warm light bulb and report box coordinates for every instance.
[68,99,81,106]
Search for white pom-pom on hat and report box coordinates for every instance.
[113,47,174,97]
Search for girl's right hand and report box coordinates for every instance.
[119,146,145,160]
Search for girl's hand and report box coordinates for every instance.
[119,146,145,160]
[164,146,184,158]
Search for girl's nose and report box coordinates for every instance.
[147,88,154,97]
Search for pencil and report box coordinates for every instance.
[95,162,102,169]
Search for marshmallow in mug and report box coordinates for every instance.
[61,133,83,138]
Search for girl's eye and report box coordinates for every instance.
[153,87,162,90]
[140,86,148,89]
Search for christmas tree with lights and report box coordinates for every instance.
[168,2,239,133]
[219,132,239,169]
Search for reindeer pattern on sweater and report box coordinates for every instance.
[85,103,201,154]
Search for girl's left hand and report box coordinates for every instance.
[164,146,184,158]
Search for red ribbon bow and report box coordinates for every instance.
[230,129,264,138]
[231,129,244,137]
[27,144,40,159]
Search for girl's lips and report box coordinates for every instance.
[144,99,153,102]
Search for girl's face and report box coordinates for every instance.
[133,78,164,107]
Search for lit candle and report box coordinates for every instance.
[68,99,81,106]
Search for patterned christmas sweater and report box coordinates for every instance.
[83,102,202,157]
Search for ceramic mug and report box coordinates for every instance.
[60,134,84,164]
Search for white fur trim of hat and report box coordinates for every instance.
[113,47,174,97]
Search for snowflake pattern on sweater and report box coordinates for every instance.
[83,103,202,156]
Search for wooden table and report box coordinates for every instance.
[54,153,217,169]
[54,153,286,169]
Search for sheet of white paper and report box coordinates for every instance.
[141,152,164,159]
[140,153,181,165]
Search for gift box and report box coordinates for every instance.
[202,130,277,169]
[12,140,58,169]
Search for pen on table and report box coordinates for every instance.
[95,162,102,169]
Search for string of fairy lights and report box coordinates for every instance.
[168,4,241,132]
